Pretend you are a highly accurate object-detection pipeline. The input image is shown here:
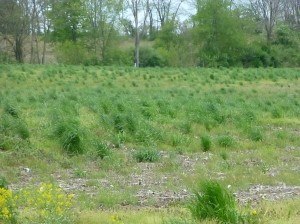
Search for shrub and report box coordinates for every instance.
[56,41,88,64]
[139,47,166,67]
[189,180,241,224]
[133,148,160,163]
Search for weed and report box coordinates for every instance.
[0,187,16,223]
[16,183,75,224]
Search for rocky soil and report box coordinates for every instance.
[10,148,300,208]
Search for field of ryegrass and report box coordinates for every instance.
[0,64,299,223]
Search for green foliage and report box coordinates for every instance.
[52,119,84,155]
[200,135,212,152]
[16,183,75,224]
[49,0,86,43]
[0,114,30,141]
[95,141,111,159]
[101,48,133,66]
[163,217,194,224]
[139,47,166,67]
[248,127,263,142]
[56,41,88,64]
[133,148,160,163]
[0,176,8,189]
[217,134,235,148]
[4,104,19,118]
[194,0,245,67]
[189,180,241,223]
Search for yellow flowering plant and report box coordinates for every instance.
[16,183,75,224]
[0,187,17,224]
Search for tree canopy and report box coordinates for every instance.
[0,0,299,67]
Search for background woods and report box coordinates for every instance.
[0,0,299,67]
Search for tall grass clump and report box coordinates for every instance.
[0,113,30,150]
[248,127,264,142]
[133,148,160,163]
[0,114,30,142]
[94,141,111,159]
[200,135,212,152]
[189,180,241,224]
[217,134,236,148]
[4,104,19,118]
[52,119,84,155]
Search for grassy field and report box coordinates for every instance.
[0,64,299,223]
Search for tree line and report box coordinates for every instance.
[0,0,299,67]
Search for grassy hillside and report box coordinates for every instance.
[0,65,299,223]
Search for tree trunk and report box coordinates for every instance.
[134,0,140,67]
[15,36,24,63]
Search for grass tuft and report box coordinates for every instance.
[95,141,111,159]
[133,148,160,163]
[189,180,241,224]
[200,135,212,152]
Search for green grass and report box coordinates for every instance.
[188,180,242,224]
[0,65,299,223]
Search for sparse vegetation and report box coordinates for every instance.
[0,65,299,223]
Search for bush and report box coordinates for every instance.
[133,148,160,163]
[139,47,166,67]
[189,180,241,224]
[56,41,88,64]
